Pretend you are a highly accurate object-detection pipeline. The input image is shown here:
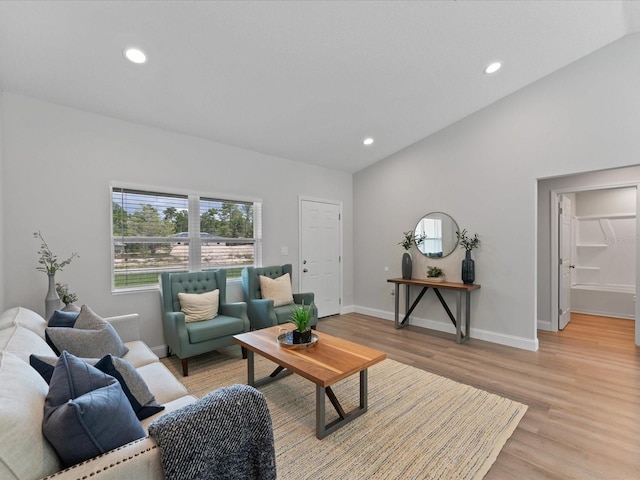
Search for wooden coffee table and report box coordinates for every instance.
[233,325,386,439]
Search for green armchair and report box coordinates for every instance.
[160,270,249,376]
[241,264,318,330]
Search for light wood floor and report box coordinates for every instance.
[317,312,639,479]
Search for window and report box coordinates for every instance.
[111,184,262,291]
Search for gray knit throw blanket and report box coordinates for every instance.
[148,384,276,480]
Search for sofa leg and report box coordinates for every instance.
[181,358,189,377]
[241,346,247,359]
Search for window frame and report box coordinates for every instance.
[110,181,262,293]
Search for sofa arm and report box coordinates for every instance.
[105,314,140,343]
[220,302,250,331]
[40,437,163,480]
[293,292,314,306]
[247,299,276,330]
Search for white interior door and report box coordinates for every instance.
[300,198,341,318]
[559,194,573,330]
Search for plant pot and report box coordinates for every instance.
[402,252,412,279]
[292,329,313,344]
[427,276,445,283]
[462,250,475,284]
[45,273,61,320]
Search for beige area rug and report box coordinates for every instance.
[161,347,527,480]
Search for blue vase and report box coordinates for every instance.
[462,250,475,284]
[402,252,412,279]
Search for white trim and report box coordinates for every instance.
[354,305,539,351]
[298,196,343,317]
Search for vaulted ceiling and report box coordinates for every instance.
[0,1,638,173]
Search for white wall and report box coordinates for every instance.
[354,33,640,351]
[0,93,353,353]
[0,91,4,311]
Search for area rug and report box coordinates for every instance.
[161,348,527,480]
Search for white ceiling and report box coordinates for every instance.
[0,1,638,173]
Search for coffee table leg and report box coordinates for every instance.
[315,369,369,440]
[247,350,255,386]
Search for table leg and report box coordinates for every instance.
[465,290,471,343]
[394,283,400,328]
[456,291,462,343]
[247,350,255,386]
[315,369,369,439]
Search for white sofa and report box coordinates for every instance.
[0,307,198,480]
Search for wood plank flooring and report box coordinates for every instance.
[317,312,640,479]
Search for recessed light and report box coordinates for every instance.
[363,137,374,146]
[124,47,147,64]
[484,61,502,74]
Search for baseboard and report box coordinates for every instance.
[571,308,635,320]
[353,305,539,351]
[537,319,553,331]
[340,304,355,314]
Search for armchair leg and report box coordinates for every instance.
[242,346,248,359]
[311,325,317,330]
[181,358,189,377]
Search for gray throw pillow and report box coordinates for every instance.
[43,351,145,467]
[45,305,129,358]
[30,353,164,420]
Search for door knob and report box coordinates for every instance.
[303,268,308,273]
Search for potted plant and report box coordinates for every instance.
[34,231,79,319]
[456,229,480,284]
[398,231,426,279]
[426,266,445,282]
[289,301,314,344]
[56,282,79,310]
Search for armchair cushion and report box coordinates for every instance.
[259,273,294,307]
[178,289,219,322]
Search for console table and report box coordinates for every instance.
[387,278,481,344]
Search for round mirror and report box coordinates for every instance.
[414,212,459,258]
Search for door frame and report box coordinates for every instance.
[549,182,640,342]
[298,196,343,315]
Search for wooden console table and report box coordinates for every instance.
[387,278,481,344]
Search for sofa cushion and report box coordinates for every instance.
[0,326,56,362]
[186,315,246,344]
[122,340,160,368]
[178,289,219,322]
[43,351,145,467]
[260,273,294,307]
[0,306,47,339]
[47,309,80,327]
[136,361,190,405]
[0,352,62,480]
[45,305,129,358]
[140,394,197,431]
[31,354,164,420]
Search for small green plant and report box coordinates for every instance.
[398,231,427,250]
[456,229,480,251]
[290,301,313,332]
[427,266,444,278]
[56,282,78,305]
[33,231,79,274]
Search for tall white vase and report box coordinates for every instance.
[45,273,61,320]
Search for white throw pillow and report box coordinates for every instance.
[178,289,219,323]
[259,273,294,307]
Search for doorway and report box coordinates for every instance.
[549,185,638,340]
[299,197,342,318]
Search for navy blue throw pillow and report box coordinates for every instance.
[47,310,80,328]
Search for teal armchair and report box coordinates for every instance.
[160,270,249,376]
[241,264,318,330]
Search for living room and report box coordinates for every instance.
[1,1,640,478]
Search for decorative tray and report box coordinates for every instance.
[277,332,319,350]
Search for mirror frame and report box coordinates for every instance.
[414,212,460,258]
